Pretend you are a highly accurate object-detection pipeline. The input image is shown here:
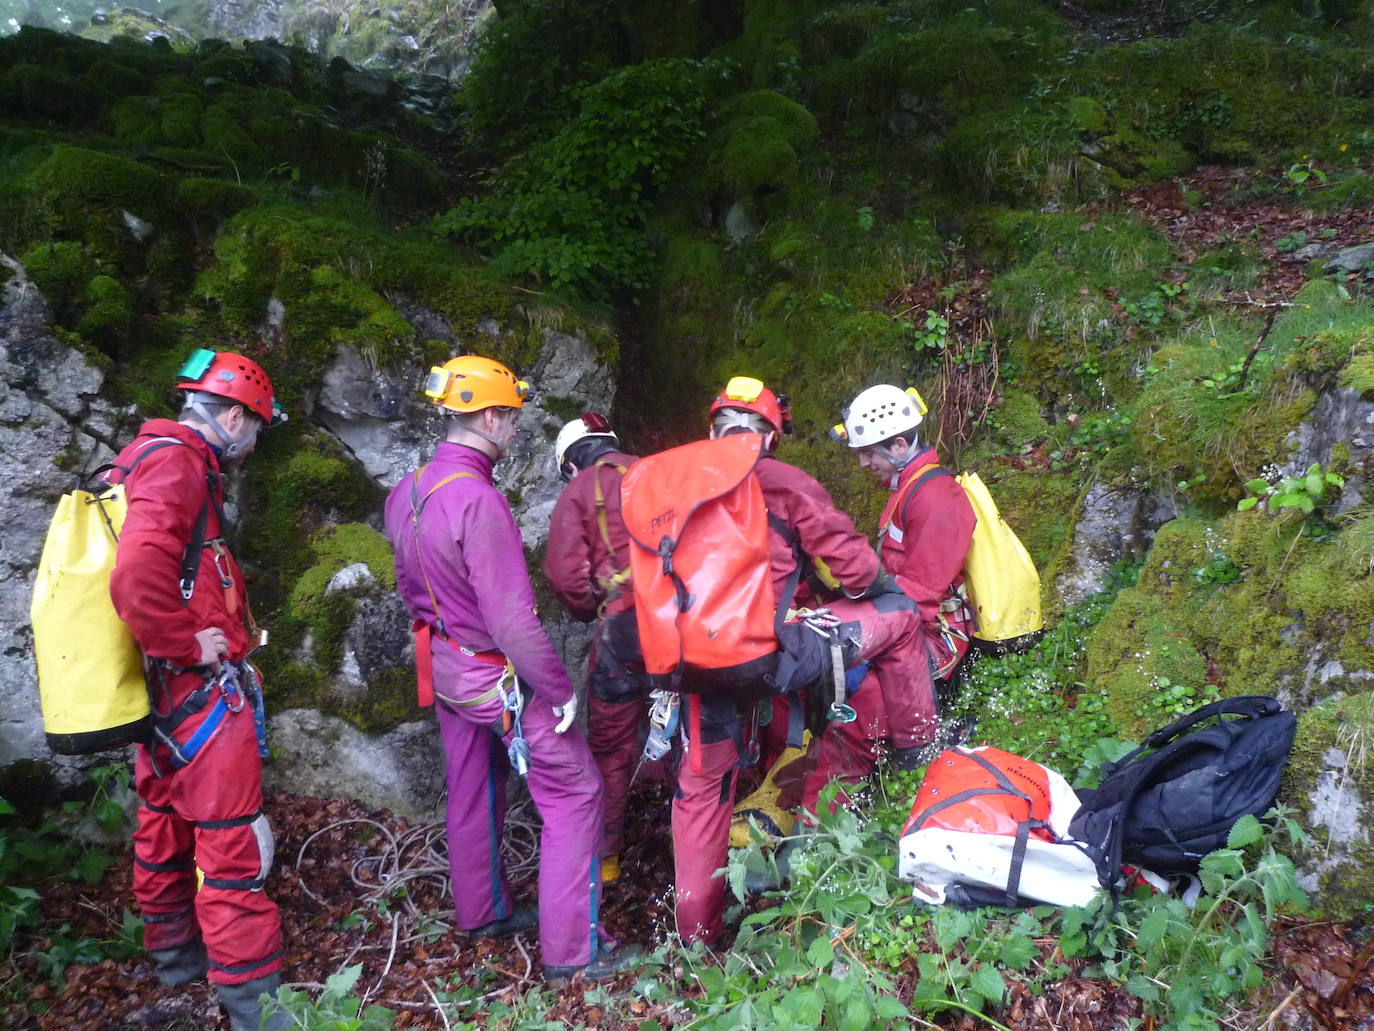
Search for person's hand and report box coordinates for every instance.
[552,694,578,734]
[194,627,229,670]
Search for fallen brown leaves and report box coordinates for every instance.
[4,787,1372,1029]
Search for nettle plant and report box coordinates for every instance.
[1238,463,1344,515]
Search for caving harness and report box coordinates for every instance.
[104,435,267,774]
[407,464,533,775]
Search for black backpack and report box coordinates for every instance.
[1069,696,1296,887]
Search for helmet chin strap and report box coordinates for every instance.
[873,442,918,477]
[466,418,517,460]
[189,394,251,460]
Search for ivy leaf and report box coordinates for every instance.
[1237,496,1259,511]
[1244,478,1270,493]
[1227,813,1264,849]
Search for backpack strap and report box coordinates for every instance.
[408,463,480,638]
[1102,696,1282,779]
[99,437,221,607]
[879,461,954,535]
[591,459,632,599]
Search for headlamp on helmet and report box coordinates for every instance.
[424,355,531,413]
[838,385,928,449]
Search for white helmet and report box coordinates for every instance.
[554,413,617,470]
[839,385,927,448]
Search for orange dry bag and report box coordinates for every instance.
[620,434,779,692]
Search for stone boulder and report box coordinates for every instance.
[0,255,132,782]
[264,709,442,818]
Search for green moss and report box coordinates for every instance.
[1280,692,1374,922]
[986,388,1049,452]
[3,145,173,267]
[1065,96,1107,133]
[75,274,136,344]
[1338,353,1374,398]
[18,241,94,324]
[980,468,1079,571]
[1085,585,1210,738]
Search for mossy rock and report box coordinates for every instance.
[1281,691,1374,922]
[4,144,174,267]
[18,241,95,324]
[1339,354,1374,398]
[1085,584,1210,738]
[75,274,136,345]
[979,468,1080,571]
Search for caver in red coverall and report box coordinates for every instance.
[674,455,935,944]
[110,419,281,989]
[542,448,647,865]
[879,445,977,679]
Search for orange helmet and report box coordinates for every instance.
[423,355,532,413]
[709,375,790,437]
[176,349,280,425]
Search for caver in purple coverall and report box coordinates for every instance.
[384,442,606,969]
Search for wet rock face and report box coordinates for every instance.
[1284,386,1374,515]
[264,709,443,818]
[0,255,131,780]
[1055,480,1172,606]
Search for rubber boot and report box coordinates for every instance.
[216,973,292,1031]
[466,904,538,939]
[150,938,209,987]
[544,942,646,984]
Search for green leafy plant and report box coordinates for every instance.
[272,963,397,1030]
[1193,551,1241,584]
[1284,157,1328,195]
[1148,675,1220,719]
[1238,463,1345,515]
[433,58,714,298]
[1274,230,1308,253]
[913,309,949,353]
[1059,808,1308,1031]
[856,206,875,232]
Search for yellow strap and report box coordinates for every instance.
[410,466,479,635]
[591,459,632,610]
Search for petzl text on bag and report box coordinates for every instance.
[621,433,778,691]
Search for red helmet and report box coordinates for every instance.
[709,376,787,436]
[177,349,279,425]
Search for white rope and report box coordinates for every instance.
[294,793,542,926]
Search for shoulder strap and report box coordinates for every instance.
[879,460,949,533]
[591,458,630,556]
[101,437,219,607]
[408,465,480,637]
[766,511,804,643]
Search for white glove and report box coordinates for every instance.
[553,694,578,734]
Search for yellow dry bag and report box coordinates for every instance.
[31,477,152,754]
[957,471,1043,643]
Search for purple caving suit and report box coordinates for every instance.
[384,443,606,969]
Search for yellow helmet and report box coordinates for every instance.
[422,355,532,413]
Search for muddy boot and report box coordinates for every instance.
[150,938,208,987]
[544,942,646,984]
[216,972,292,1031]
[466,904,538,939]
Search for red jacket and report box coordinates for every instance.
[755,455,879,603]
[878,448,976,624]
[109,419,250,669]
[543,450,638,622]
